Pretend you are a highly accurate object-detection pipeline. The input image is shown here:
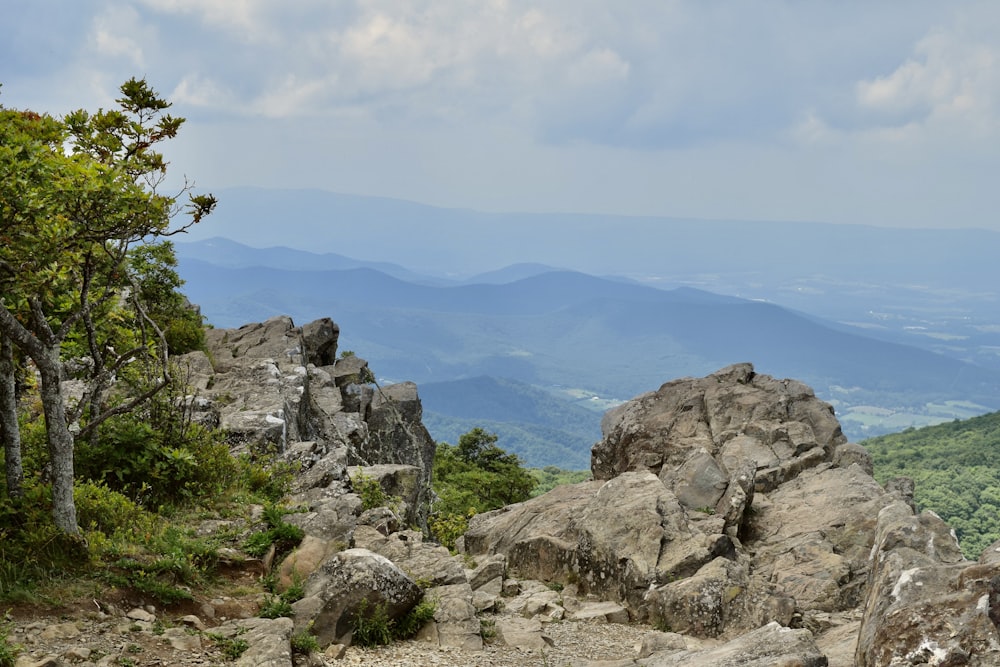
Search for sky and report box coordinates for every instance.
[3,1,1000,230]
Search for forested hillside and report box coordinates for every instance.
[864,411,1000,558]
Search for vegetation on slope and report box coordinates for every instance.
[864,411,1000,559]
[530,466,591,496]
[0,81,300,647]
[429,428,536,550]
[420,375,602,470]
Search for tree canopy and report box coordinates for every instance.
[864,411,1000,559]
[0,78,214,534]
[429,427,535,549]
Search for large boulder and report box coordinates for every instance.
[751,462,895,617]
[464,471,716,610]
[300,317,339,366]
[592,363,844,491]
[181,316,438,532]
[291,547,424,647]
[465,364,874,632]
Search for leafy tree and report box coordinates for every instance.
[0,78,215,534]
[430,428,535,549]
[127,241,205,355]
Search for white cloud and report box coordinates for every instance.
[8,1,1000,228]
[136,0,276,42]
[339,12,441,93]
[853,21,1000,139]
[170,74,229,109]
[91,6,149,68]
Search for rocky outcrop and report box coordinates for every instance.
[592,363,844,489]
[465,363,885,639]
[635,621,830,666]
[178,315,434,531]
[170,331,1000,665]
[464,362,1000,664]
[173,316,457,650]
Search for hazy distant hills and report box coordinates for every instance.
[175,236,1000,465]
[418,376,600,470]
[170,187,1000,464]
[178,188,1000,370]
[178,188,1000,289]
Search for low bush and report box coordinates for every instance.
[351,596,438,647]
[243,504,304,559]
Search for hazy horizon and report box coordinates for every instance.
[5,2,1000,231]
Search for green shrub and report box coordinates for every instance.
[243,505,304,559]
[208,632,249,660]
[0,480,90,599]
[350,596,437,647]
[74,481,151,537]
[430,428,536,551]
[351,599,394,647]
[102,557,195,605]
[236,456,296,504]
[428,508,475,553]
[290,628,319,655]
[479,618,497,642]
[351,470,399,512]
[97,524,221,606]
[259,595,295,619]
[75,412,238,510]
[395,597,437,640]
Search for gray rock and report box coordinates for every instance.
[292,548,423,647]
[854,501,1000,666]
[300,317,339,366]
[645,556,754,638]
[285,494,360,543]
[752,464,894,618]
[354,526,467,588]
[495,616,552,652]
[356,383,436,529]
[163,626,203,651]
[429,582,484,651]
[592,363,844,482]
[327,355,370,389]
[566,600,630,623]
[662,448,728,511]
[832,442,874,476]
[347,464,423,525]
[467,553,507,591]
[226,617,294,667]
[641,621,827,666]
[39,621,80,640]
[464,473,713,611]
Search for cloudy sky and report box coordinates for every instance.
[3,1,1000,230]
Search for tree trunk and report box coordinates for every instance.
[0,305,80,533]
[36,347,78,534]
[0,335,23,499]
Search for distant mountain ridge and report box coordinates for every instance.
[175,188,1000,375]
[178,187,1000,284]
[175,238,1000,464]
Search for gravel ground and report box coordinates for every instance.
[7,600,663,667]
[337,618,657,667]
